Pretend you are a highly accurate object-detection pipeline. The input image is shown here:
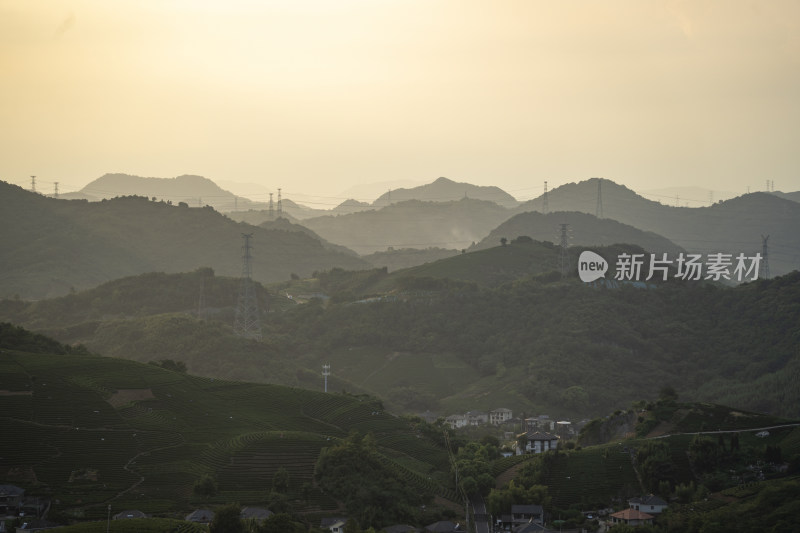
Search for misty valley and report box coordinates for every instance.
[1,175,799,533]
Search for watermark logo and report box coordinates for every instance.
[578,251,608,282]
[580,250,763,283]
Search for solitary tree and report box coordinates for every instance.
[272,467,290,493]
[209,504,243,533]
[193,474,218,498]
[658,385,678,402]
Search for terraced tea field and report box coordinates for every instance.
[0,349,455,519]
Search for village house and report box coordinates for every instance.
[321,517,348,533]
[240,507,273,523]
[489,408,513,425]
[466,411,489,426]
[0,485,24,516]
[609,508,654,527]
[185,509,214,524]
[525,416,555,432]
[555,421,572,438]
[511,504,543,526]
[445,408,514,429]
[628,494,668,515]
[445,414,468,429]
[517,430,559,455]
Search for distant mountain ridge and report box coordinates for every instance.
[0,181,368,299]
[517,178,800,277]
[372,176,520,208]
[302,198,513,255]
[80,173,254,211]
[473,211,684,256]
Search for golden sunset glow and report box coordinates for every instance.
[2,0,799,200]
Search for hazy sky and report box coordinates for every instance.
[1,0,798,205]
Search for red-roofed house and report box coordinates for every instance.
[609,508,654,527]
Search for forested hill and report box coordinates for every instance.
[0,181,369,299]
[372,176,520,208]
[79,173,251,211]
[516,178,800,276]
[472,210,683,255]
[269,270,800,418]
[3,261,799,419]
[302,198,513,255]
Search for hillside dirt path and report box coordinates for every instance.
[494,459,533,489]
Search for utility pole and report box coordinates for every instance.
[559,223,570,277]
[322,364,331,393]
[233,233,262,340]
[761,235,770,280]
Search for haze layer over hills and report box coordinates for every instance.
[0,181,368,299]
[6,173,799,300]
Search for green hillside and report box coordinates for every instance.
[302,197,513,255]
[3,259,799,420]
[362,247,461,273]
[371,176,520,209]
[0,181,369,299]
[473,211,684,256]
[0,342,456,526]
[3,325,799,532]
[517,178,800,277]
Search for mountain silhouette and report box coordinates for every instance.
[518,178,800,277]
[0,181,368,299]
[372,176,519,208]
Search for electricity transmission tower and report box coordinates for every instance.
[30,175,36,193]
[277,188,283,218]
[559,223,570,277]
[761,235,770,280]
[542,181,549,214]
[233,233,262,340]
[54,182,59,198]
[268,193,274,219]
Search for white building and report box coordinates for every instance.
[489,408,513,425]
